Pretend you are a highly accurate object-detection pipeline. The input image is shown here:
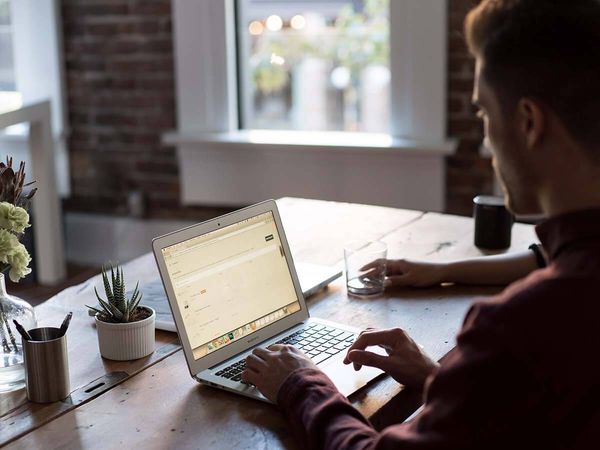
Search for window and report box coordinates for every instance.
[237,0,390,133]
[169,1,452,211]
[172,0,448,141]
[0,0,21,114]
[0,0,14,91]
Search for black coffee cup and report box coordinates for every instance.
[473,195,514,250]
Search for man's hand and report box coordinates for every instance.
[362,259,446,288]
[242,344,319,403]
[343,328,439,389]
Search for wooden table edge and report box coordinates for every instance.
[0,340,182,446]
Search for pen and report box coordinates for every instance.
[59,312,73,337]
[12,319,33,341]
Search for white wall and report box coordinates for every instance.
[11,0,66,135]
[178,145,446,211]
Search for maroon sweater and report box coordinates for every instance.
[277,208,600,449]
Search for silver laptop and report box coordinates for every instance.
[88,264,341,332]
[152,199,384,402]
[297,262,342,298]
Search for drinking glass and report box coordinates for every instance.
[343,240,387,296]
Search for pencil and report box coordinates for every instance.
[59,312,73,336]
[12,319,33,341]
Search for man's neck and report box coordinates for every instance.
[540,168,600,217]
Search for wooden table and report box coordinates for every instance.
[1,198,537,449]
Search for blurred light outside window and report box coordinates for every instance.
[237,0,390,133]
[0,0,15,91]
[0,0,21,114]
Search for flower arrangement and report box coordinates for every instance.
[0,157,37,282]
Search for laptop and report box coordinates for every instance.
[152,199,384,402]
[296,262,342,298]
[88,264,341,332]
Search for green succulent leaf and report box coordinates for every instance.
[94,262,145,323]
[116,267,126,312]
[101,266,114,304]
[111,264,117,302]
[130,292,143,315]
[94,286,109,311]
[102,298,124,321]
[127,282,140,311]
[85,305,105,316]
[96,296,113,315]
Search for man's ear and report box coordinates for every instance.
[517,98,545,150]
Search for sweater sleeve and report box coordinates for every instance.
[277,367,380,450]
[276,367,447,450]
[276,301,526,450]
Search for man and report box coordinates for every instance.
[242,1,600,448]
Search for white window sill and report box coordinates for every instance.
[0,124,29,142]
[0,91,23,115]
[0,127,68,144]
[163,129,457,157]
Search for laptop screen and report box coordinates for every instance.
[161,211,302,360]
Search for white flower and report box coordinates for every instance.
[6,243,32,282]
[0,202,31,234]
[0,228,19,264]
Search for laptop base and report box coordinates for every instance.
[195,317,385,403]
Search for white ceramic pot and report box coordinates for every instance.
[95,307,155,361]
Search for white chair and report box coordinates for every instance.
[0,100,66,285]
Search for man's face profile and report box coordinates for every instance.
[472,60,543,217]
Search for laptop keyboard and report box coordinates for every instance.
[214,323,356,383]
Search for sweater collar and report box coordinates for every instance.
[536,208,600,261]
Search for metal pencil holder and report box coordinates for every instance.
[22,327,70,403]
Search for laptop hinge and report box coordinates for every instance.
[207,320,310,370]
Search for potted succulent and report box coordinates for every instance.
[87,263,155,360]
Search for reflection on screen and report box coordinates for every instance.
[162,211,301,359]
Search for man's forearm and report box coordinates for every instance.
[439,250,538,285]
[278,368,380,450]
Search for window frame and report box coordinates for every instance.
[172,0,450,143]
[0,0,16,93]
[167,0,455,211]
[235,0,397,133]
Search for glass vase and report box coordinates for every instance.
[0,272,37,393]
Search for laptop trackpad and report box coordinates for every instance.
[321,347,387,398]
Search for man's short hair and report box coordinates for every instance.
[465,0,600,154]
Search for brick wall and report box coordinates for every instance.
[62,0,491,218]
[446,0,494,215]
[61,0,184,219]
